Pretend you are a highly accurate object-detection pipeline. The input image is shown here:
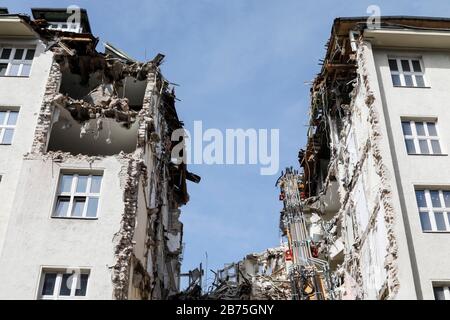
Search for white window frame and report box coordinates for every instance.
[433,284,450,300]
[38,269,90,300]
[402,120,442,155]
[388,57,427,87]
[0,109,19,145]
[53,173,102,219]
[416,189,450,232]
[47,22,82,33]
[0,46,35,77]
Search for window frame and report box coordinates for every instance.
[433,284,450,300]
[415,189,450,232]
[52,172,103,219]
[388,57,428,88]
[0,109,19,145]
[37,268,90,300]
[401,119,443,155]
[0,46,35,77]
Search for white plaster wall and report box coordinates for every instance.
[374,47,450,299]
[357,42,418,299]
[0,156,125,299]
[0,40,53,256]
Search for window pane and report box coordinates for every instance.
[435,212,446,231]
[0,63,7,76]
[13,49,24,60]
[412,60,422,72]
[418,139,429,154]
[401,60,411,72]
[54,197,70,217]
[20,64,31,77]
[415,122,425,136]
[427,122,437,136]
[59,273,72,296]
[25,49,35,60]
[86,197,99,217]
[401,121,412,135]
[90,175,102,193]
[388,59,398,71]
[0,111,5,124]
[431,140,441,154]
[443,191,450,207]
[404,74,413,86]
[71,198,86,217]
[75,274,89,296]
[415,190,427,208]
[415,75,425,87]
[1,48,11,59]
[59,175,73,193]
[7,111,18,125]
[430,190,441,207]
[433,287,446,300]
[76,175,88,193]
[42,273,57,296]
[8,63,20,76]
[391,74,401,86]
[405,139,416,154]
[419,212,432,231]
[2,128,14,144]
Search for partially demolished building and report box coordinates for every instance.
[281,17,450,300]
[0,8,198,299]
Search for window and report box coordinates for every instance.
[402,120,442,155]
[415,189,450,232]
[433,285,450,300]
[0,109,19,145]
[0,47,35,77]
[388,57,426,87]
[53,173,102,218]
[38,269,89,300]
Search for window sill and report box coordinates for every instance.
[422,231,450,234]
[393,85,431,89]
[51,216,98,220]
[0,75,30,78]
[407,153,448,156]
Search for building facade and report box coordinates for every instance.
[286,16,450,300]
[0,8,198,299]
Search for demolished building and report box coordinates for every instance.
[0,7,199,299]
[281,16,450,300]
[178,245,292,300]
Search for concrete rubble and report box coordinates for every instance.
[176,245,292,300]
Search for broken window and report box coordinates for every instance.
[415,189,450,232]
[433,284,450,300]
[0,108,19,145]
[38,269,90,300]
[47,22,82,33]
[402,120,442,155]
[0,46,35,77]
[53,173,102,219]
[388,57,426,87]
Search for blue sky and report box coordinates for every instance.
[3,0,450,289]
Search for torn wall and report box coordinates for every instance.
[295,19,401,300]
